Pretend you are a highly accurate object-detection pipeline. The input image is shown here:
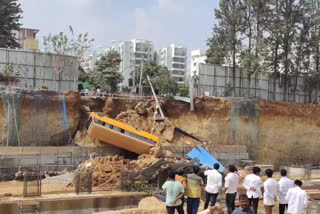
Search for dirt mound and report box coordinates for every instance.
[75,154,161,188]
[115,100,176,144]
[104,97,140,118]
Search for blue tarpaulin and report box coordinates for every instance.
[187,146,225,172]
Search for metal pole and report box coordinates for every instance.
[138,56,144,97]
[147,75,165,120]
[190,76,194,112]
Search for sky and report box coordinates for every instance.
[19,0,219,53]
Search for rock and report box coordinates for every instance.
[83,105,90,112]
[135,102,148,116]
[162,150,174,158]
[149,146,162,158]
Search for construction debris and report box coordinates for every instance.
[74,154,168,188]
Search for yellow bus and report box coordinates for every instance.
[86,113,159,154]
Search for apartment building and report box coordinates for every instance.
[191,49,207,77]
[158,44,187,85]
[116,39,154,88]
[14,28,39,51]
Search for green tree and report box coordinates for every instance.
[278,0,300,102]
[292,0,313,101]
[262,0,283,100]
[137,63,178,96]
[91,51,123,93]
[155,71,179,97]
[43,26,94,90]
[207,0,244,95]
[0,63,20,86]
[240,52,260,98]
[0,0,22,48]
[178,85,189,97]
[308,0,320,102]
[206,26,228,65]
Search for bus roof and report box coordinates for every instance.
[91,112,159,143]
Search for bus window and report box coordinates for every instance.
[113,127,121,132]
[120,129,125,133]
[94,118,102,125]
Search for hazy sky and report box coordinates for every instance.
[19,0,219,52]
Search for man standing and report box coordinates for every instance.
[186,166,203,214]
[263,169,278,214]
[278,169,294,214]
[162,171,185,214]
[286,180,308,214]
[224,165,239,214]
[232,194,255,214]
[243,167,262,214]
[204,163,222,210]
[176,170,187,208]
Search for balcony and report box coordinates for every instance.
[172,70,185,76]
[172,57,185,63]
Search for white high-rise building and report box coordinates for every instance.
[191,49,207,77]
[158,44,187,85]
[115,39,154,88]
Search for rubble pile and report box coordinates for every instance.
[115,100,176,144]
[75,154,164,188]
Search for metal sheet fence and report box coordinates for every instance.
[198,63,318,103]
[0,48,79,91]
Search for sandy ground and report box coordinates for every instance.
[0,181,73,197]
[93,197,279,214]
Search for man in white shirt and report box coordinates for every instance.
[278,169,294,214]
[204,163,222,210]
[286,180,308,214]
[243,166,262,214]
[263,169,278,214]
[224,164,239,214]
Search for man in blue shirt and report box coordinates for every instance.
[162,171,185,214]
[233,194,254,214]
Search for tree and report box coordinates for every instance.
[308,0,320,102]
[292,0,313,101]
[240,51,260,98]
[206,26,228,65]
[278,0,300,101]
[90,51,123,93]
[0,63,20,86]
[137,63,178,96]
[154,70,179,97]
[262,0,283,100]
[0,0,22,48]
[43,26,94,90]
[207,0,244,95]
[178,85,189,97]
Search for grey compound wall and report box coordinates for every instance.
[197,63,318,103]
[0,48,79,92]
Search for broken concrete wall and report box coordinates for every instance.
[0,87,80,146]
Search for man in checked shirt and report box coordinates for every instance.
[232,194,255,214]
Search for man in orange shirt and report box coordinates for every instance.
[176,170,187,208]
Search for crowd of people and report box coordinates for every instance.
[162,164,308,214]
